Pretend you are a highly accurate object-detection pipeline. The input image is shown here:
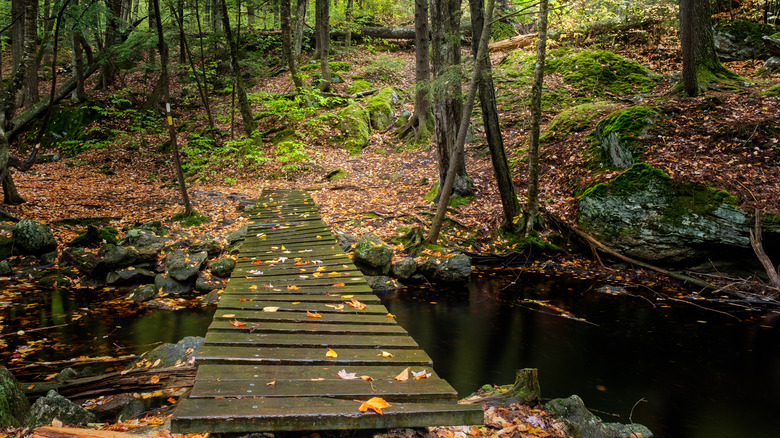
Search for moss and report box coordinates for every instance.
[329,61,351,72]
[581,163,669,199]
[346,79,373,95]
[335,103,371,155]
[367,87,397,130]
[496,230,559,253]
[424,182,473,207]
[595,105,659,151]
[547,50,659,96]
[541,101,619,143]
[271,128,298,145]
[761,83,780,97]
[714,20,777,44]
[171,210,210,227]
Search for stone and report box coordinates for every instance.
[35,153,60,163]
[366,275,401,292]
[418,254,472,283]
[60,247,105,277]
[118,229,165,247]
[106,267,156,285]
[100,244,141,269]
[336,103,371,155]
[763,35,780,56]
[0,227,13,260]
[69,225,119,247]
[53,368,80,382]
[714,20,776,61]
[353,233,393,275]
[12,219,57,256]
[210,257,236,278]
[391,257,417,280]
[195,272,227,293]
[190,238,223,256]
[164,249,207,281]
[126,284,157,302]
[593,106,657,169]
[126,336,204,369]
[367,87,399,131]
[0,366,30,427]
[25,389,96,428]
[203,289,222,304]
[38,273,71,289]
[88,393,137,420]
[117,398,146,421]
[227,225,248,244]
[546,395,653,438]
[155,273,192,294]
[0,260,12,276]
[336,233,357,252]
[763,56,780,72]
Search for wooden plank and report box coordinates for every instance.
[171,397,484,433]
[195,346,433,366]
[195,364,439,381]
[206,320,407,334]
[204,332,419,348]
[189,378,457,400]
[217,294,381,304]
[210,311,395,325]
[31,426,155,438]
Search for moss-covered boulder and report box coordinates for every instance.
[353,233,393,275]
[546,395,654,438]
[69,225,119,247]
[547,49,659,96]
[592,106,659,168]
[346,79,373,95]
[541,101,619,143]
[12,219,57,256]
[577,163,769,263]
[126,336,204,369]
[367,87,399,130]
[210,257,235,278]
[0,366,30,427]
[26,390,95,429]
[164,249,208,281]
[335,103,371,154]
[714,20,778,61]
[44,102,102,152]
[418,254,472,283]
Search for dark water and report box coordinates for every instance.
[380,271,780,438]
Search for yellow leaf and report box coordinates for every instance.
[281,245,286,250]
[250,285,258,290]
[326,348,338,358]
[332,283,346,287]
[230,319,247,327]
[316,266,327,271]
[386,313,396,318]
[287,285,300,290]
[222,313,236,318]
[150,375,160,384]
[358,397,391,415]
[512,215,520,225]
[328,272,341,277]
[307,310,322,318]
[394,367,410,381]
[263,306,280,312]
[379,351,393,358]
[341,295,354,299]
[267,381,277,387]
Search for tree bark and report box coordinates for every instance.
[344,0,353,47]
[281,0,305,89]
[680,0,737,96]
[469,0,522,231]
[431,0,472,202]
[427,0,493,244]
[71,0,88,102]
[316,0,331,91]
[171,3,215,130]
[397,0,431,142]
[220,0,257,136]
[524,0,548,234]
[23,0,39,107]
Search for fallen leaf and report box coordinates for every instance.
[267,381,277,386]
[287,285,300,290]
[412,369,431,380]
[263,306,280,312]
[249,285,258,291]
[311,378,325,381]
[358,397,391,414]
[167,397,178,404]
[150,375,160,384]
[307,310,322,318]
[230,319,247,327]
[394,367,410,381]
[332,283,346,287]
[27,384,35,390]
[386,313,396,318]
[341,295,354,299]
[326,348,338,358]
[379,351,393,358]
[338,369,358,379]
[240,297,247,301]
[222,313,236,318]
[360,375,373,381]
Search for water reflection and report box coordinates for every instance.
[381,271,780,438]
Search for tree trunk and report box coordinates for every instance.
[71,0,88,102]
[430,0,472,201]
[344,0,353,47]
[22,0,39,107]
[151,0,193,215]
[171,3,215,129]
[11,0,25,77]
[397,0,431,143]
[281,0,304,89]
[293,0,307,59]
[178,0,186,63]
[427,0,494,244]
[220,0,257,136]
[101,0,123,89]
[316,0,331,91]
[469,0,522,231]
[525,0,548,234]
[680,0,737,96]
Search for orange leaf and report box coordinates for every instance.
[167,397,177,404]
[240,297,247,301]
[230,319,247,327]
[394,367,410,381]
[267,381,277,387]
[358,397,391,415]
[150,375,160,384]
[252,260,262,265]
[287,285,300,290]
[331,283,346,287]
[347,298,368,310]
[307,310,322,318]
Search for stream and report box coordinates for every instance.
[1,271,778,438]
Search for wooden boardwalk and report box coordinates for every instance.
[170,189,483,433]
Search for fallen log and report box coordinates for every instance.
[488,32,537,52]
[24,366,196,400]
[31,427,155,438]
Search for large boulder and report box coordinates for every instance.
[126,336,204,369]
[0,366,30,427]
[593,106,658,169]
[367,87,399,130]
[100,244,141,270]
[155,273,192,294]
[714,20,777,61]
[335,103,371,155]
[353,233,393,276]
[210,257,235,278]
[418,254,472,283]
[12,219,57,256]
[577,163,774,264]
[126,284,157,302]
[118,228,165,247]
[106,267,156,285]
[391,257,417,281]
[25,390,96,429]
[546,395,653,438]
[164,249,208,281]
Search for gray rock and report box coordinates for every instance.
[0,227,13,260]
[126,284,157,302]
[763,35,780,56]
[164,249,207,281]
[126,336,204,369]
[35,153,60,163]
[418,254,472,283]
[12,219,57,256]
[336,233,357,252]
[227,225,248,244]
[88,393,137,420]
[0,260,12,276]
[366,275,401,292]
[117,398,146,422]
[118,229,165,247]
[106,267,156,285]
[0,366,31,427]
[53,368,80,382]
[391,257,417,280]
[26,389,96,428]
[353,233,393,275]
[210,257,235,278]
[763,56,780,72]
[100,244,140,269]
[190,238,222,256]
[195,272,228,293]
[202,289,222,304]
[154,273,192,294]
[60,247,105,278]
[546,395,653,438]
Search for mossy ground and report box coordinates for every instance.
[346,79,373,95]
[171,210,211,227]
[540,101,619,143]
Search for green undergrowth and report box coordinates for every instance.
[171,210,211,227]
[761,83,780,97]
[494,230,559,253]
[424,183,474,207]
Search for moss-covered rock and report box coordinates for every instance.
[26,390,96,429]
[592,105,659,168]
[353,233,393,275]
[335,103,371,154]
[346,79,373,95]
[714,20,777,61]
[541,101,619,143]
[761,83,780,96]
[367,87,399,130]
[44,102,102,153]
[0,366,30,427]
[577,163,760,263]
[547,49,660,96]
[12,220,57,256]
[125,336,204,369]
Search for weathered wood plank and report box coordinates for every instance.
[214,301,388,315]
[171,397,484,433]
[195,364,439,381]
[209,311,396,325]
[207,320,406,334]
[204,332,419,348]
[195,346,433,366]
[217,293,381,304]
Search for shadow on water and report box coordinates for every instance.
[379,270,780,438]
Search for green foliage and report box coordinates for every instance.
[274,140,311,173]
[182,131,270,180]
[346,79,373,95]
[171,210,211,228]
[358,55,407,82]
[762,83,780,97]
[495,230,559,253]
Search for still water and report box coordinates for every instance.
[381,271,780,438]
[2,272,779,438]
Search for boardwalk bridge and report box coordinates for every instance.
[170,189,483,433]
